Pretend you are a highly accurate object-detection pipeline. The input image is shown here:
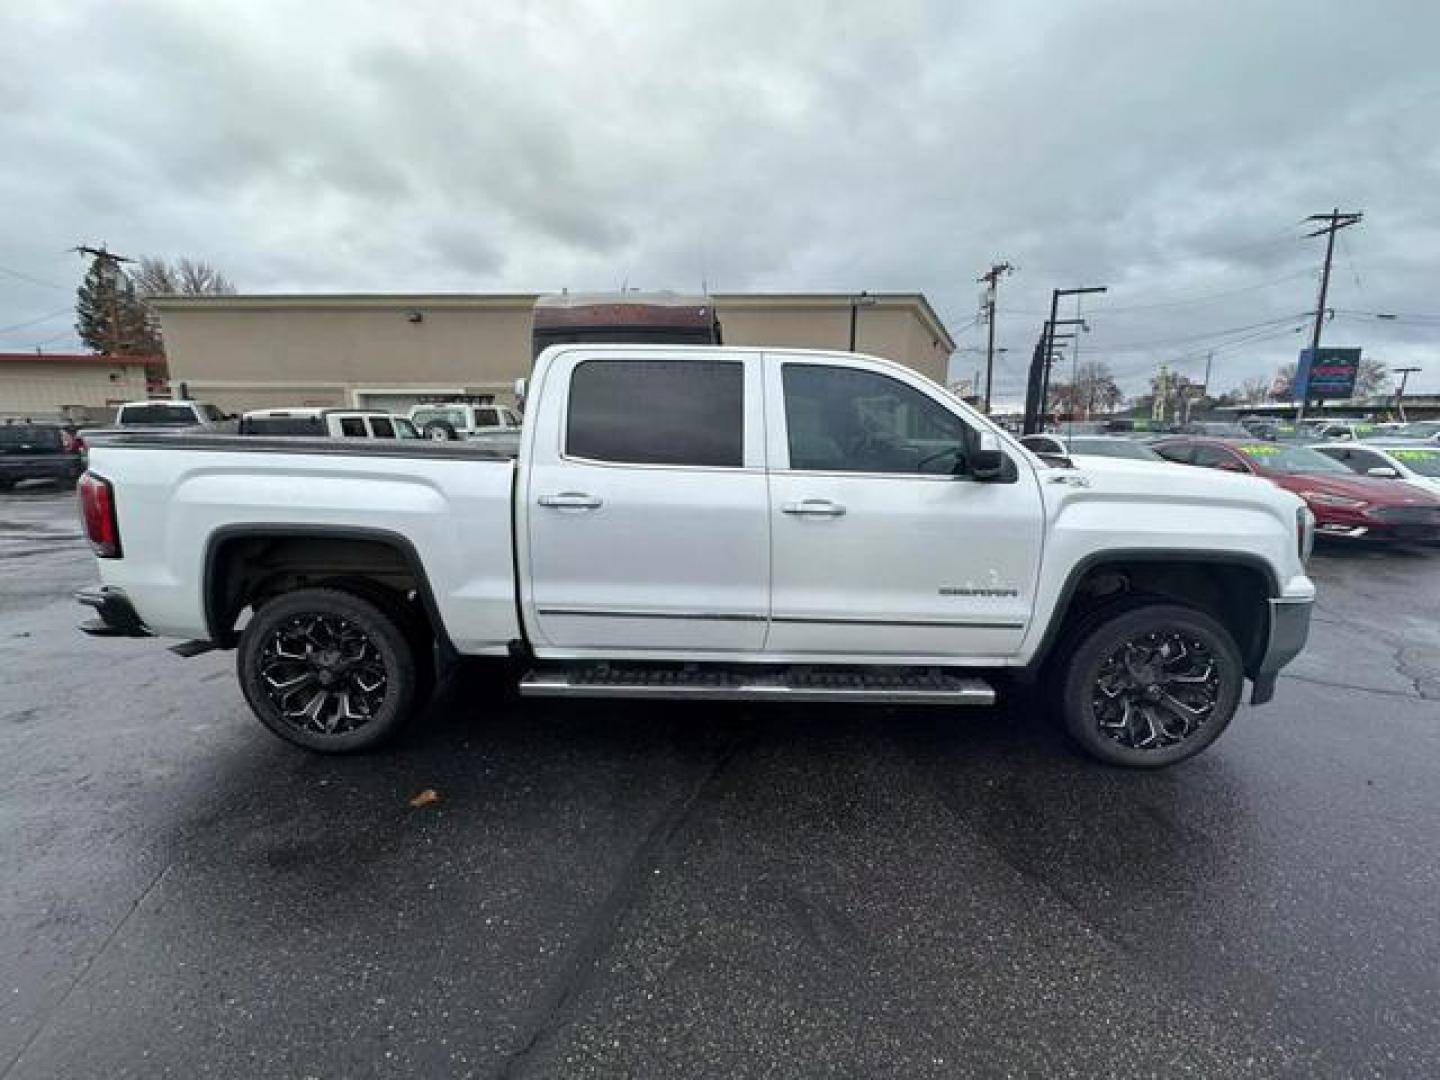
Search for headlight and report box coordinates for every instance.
[1299,491,1367,509]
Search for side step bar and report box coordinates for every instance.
[519,664,995,706]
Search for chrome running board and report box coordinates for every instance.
[518,664,995,706]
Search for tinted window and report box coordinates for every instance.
[783,364,966,474]
[1191,445,1247,471]
[240,416,324,436]
[1153,442,1194,464]
[370,417,395,438]
[475,408,498,426]
[567,359,743,467]
[0,425,62,449]
[118,403,198,425]
[338,417,367,437]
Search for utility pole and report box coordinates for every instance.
[977,262,1013,413]
[1296,209,1363,424]
[1392,365,1421,421]
[74,244,136,355]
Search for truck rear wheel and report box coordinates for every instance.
[1056,601,1243,768]
[238,587,419,752]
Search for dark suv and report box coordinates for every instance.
[0,422,85,491]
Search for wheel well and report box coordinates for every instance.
[207,533,430,647]
[1044,559,1271,675]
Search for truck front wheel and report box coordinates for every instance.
[237,587,419,752]
[1056,601,1243,768]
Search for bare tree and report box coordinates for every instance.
[134,256,236,297]
[1356,357,1390,397]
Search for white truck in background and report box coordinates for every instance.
[76,344,1315,768]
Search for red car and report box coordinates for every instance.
[1153,437,1440,541]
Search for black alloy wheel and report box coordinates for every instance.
[1057,601,1243,768]
[238,588,418,752]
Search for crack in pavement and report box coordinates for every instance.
[495,732,755,1080]
[1,863,175,1080]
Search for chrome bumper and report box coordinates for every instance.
[1250,597,1313,704]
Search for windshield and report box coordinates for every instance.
[393,417,420,438]
[1068,437,1161,461]
[0,425,62,448]
[118,403,198,425]
[1235,442,1351,474]
[411,407,467,428]
[1387,447,1440,477]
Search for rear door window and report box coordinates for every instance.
[369,417,395,438]
[566,359,743,467]
[338,417,367,437]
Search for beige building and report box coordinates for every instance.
[0,353,164,423]
[152,293,955,414]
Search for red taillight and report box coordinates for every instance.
[78,472,122,558]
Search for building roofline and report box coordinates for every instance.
[149,291,957,352]
[0,351,165,367]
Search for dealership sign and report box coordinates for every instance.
[1294,346,1361,399]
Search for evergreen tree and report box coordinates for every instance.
[75,256,160,355]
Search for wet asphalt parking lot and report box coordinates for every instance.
[1,483,1438,1078]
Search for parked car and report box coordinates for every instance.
[75,345,1317,769]
[1388,420,1440,443]
[113,399,239,433]
[240,408,419,439]
[1310,420,1377,441]
[409,401,522,441]
[0,422,85,490]
[1153,437,1440,541]
[1310,440,1440,497]
[1021,434,1167,463]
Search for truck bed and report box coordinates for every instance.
[83,432,522,654]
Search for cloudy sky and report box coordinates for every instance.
[2,0,1438,401]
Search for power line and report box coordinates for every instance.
[0,261,67,290]
[1092,312,1312,353]
[1093,269,1313,314]
[0,306,73,336]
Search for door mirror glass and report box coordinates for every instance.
[970,431,1005,481]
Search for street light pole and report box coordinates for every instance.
[1024,285,1106,433]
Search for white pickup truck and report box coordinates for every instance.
[75,345,1315,768]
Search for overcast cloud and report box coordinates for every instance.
[3,0,1439,400]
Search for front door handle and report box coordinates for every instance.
[538,492,603,510]
[781,499,847,517]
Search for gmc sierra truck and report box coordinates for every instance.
[75,345,1315,768]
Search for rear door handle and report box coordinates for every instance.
[538,492,602,510]
[781,499,847,517]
